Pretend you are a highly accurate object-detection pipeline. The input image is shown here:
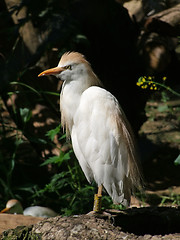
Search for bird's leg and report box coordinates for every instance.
[97,185,103,196]
[88,185,111,218]
[93,185,103,213]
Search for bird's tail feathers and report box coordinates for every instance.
[118,109,144,194]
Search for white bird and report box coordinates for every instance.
[38,52,142,212]
[0,199,58,217]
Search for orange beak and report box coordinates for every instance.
[0,207,10,213]
[38,67,64,77]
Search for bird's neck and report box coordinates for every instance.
[60,71,102,134]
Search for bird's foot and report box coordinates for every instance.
[86,210,112,219]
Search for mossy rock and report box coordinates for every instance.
[1,225,41,240]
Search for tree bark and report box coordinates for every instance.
[152,3,180,26]
[4,0,41,54]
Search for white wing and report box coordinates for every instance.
[71,86,140,206]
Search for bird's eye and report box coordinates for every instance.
[64,65,72,70]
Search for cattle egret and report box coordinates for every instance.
[38,52,142,212]
[0,199,58,217]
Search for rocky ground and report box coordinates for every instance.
[1,208,180,239]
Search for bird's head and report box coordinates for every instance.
[38,51,102,87]
[0,199,23,214]
[39,52,89,80]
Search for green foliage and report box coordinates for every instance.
[33,126,97,215]
[45,124,61,141]
[38,170,95,216]
[10,82,41,96]
[174,154,180,166]
[41,150,73,167]
[160,192,180,206]
[0,98,36,207]
[101,195,125,211]
[161,91,170,103]
[157,104,169,113]
[19,108,32,123]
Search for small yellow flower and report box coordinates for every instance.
[162,76,167,81]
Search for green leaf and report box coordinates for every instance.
[41,155,61,166]
[10,82,41,96]
[19,108,32,123]
[59,134,66,141]
[46,125,61,141]
[8,159,15,174]
[14,184,38,194]
[28,136,47,144]
[157,104,169,113]
[174,154,180,165]
[62,151,72,161]
[15,138,24,147]
[40,91,60,97]
[41,150,72,167]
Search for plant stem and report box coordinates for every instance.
[147,80,180,97]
